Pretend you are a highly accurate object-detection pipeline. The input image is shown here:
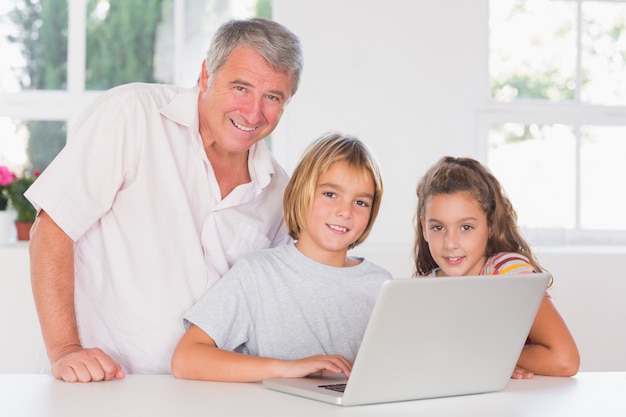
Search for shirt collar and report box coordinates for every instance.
[248,140,275,189]
[159,85,276,189]
[159,85,199,130]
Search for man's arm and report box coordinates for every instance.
[29,211,125,382]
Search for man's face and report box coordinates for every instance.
[197,46,293,156]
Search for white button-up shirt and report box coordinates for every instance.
[26,83,291,374]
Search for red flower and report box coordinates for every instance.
[0,166,16,187]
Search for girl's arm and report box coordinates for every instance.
[514,295,580,377]
[171,324,352,382]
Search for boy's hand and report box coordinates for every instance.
[281,355,352,378]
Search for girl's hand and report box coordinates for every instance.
[511,365,534,379]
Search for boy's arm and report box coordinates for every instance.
[171,324,352,382]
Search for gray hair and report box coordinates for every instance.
[205,18,303,97]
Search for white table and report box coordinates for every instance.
[0,372,624,417]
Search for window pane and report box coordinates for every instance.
[0,0,69,92]
[0,6,25,93]
[580,126,626,230]
[488,123,576,229]
[178,0,261,86]
[0,117,28,171]
[581,2,626,106]
[0,117,66,174]
[490,0,576,102]
[84,0,261,90]
[85,0,174,90]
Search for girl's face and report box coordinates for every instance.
[296,161,375,267]
[420,192,490,277]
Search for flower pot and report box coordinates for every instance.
[15,220,34,241]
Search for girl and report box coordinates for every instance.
[413,156,579,379]
[171,132,392,382]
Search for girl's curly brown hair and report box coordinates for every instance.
[413,156,542,276]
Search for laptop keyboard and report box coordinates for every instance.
[318,383,347,393]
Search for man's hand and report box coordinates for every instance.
[51,346,125,383]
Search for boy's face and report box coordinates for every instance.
[420,191,490,277]
[296,161,375,267]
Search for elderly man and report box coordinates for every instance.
[26,18,303,382]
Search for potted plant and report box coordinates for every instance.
[7,170,38,241]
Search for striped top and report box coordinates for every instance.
[480,252,535,275]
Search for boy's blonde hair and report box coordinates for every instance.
[283,132,383,249]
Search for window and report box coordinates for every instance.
[0,0,267,174]
[483,0,626,245]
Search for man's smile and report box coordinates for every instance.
[231,119,257,132]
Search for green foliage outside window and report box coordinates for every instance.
[6,0,165,172]
[255,0,271,19]
[8,0,68,173]
[85,0,163,89]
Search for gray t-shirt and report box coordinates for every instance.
[183,243,392,363]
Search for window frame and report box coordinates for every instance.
[480,0,626,246]
[0,0,188,132]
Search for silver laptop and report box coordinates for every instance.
[263,273,550,406]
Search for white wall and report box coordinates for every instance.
[0,244,47,373]
[272,0,488,253]
[536,249,625,372]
